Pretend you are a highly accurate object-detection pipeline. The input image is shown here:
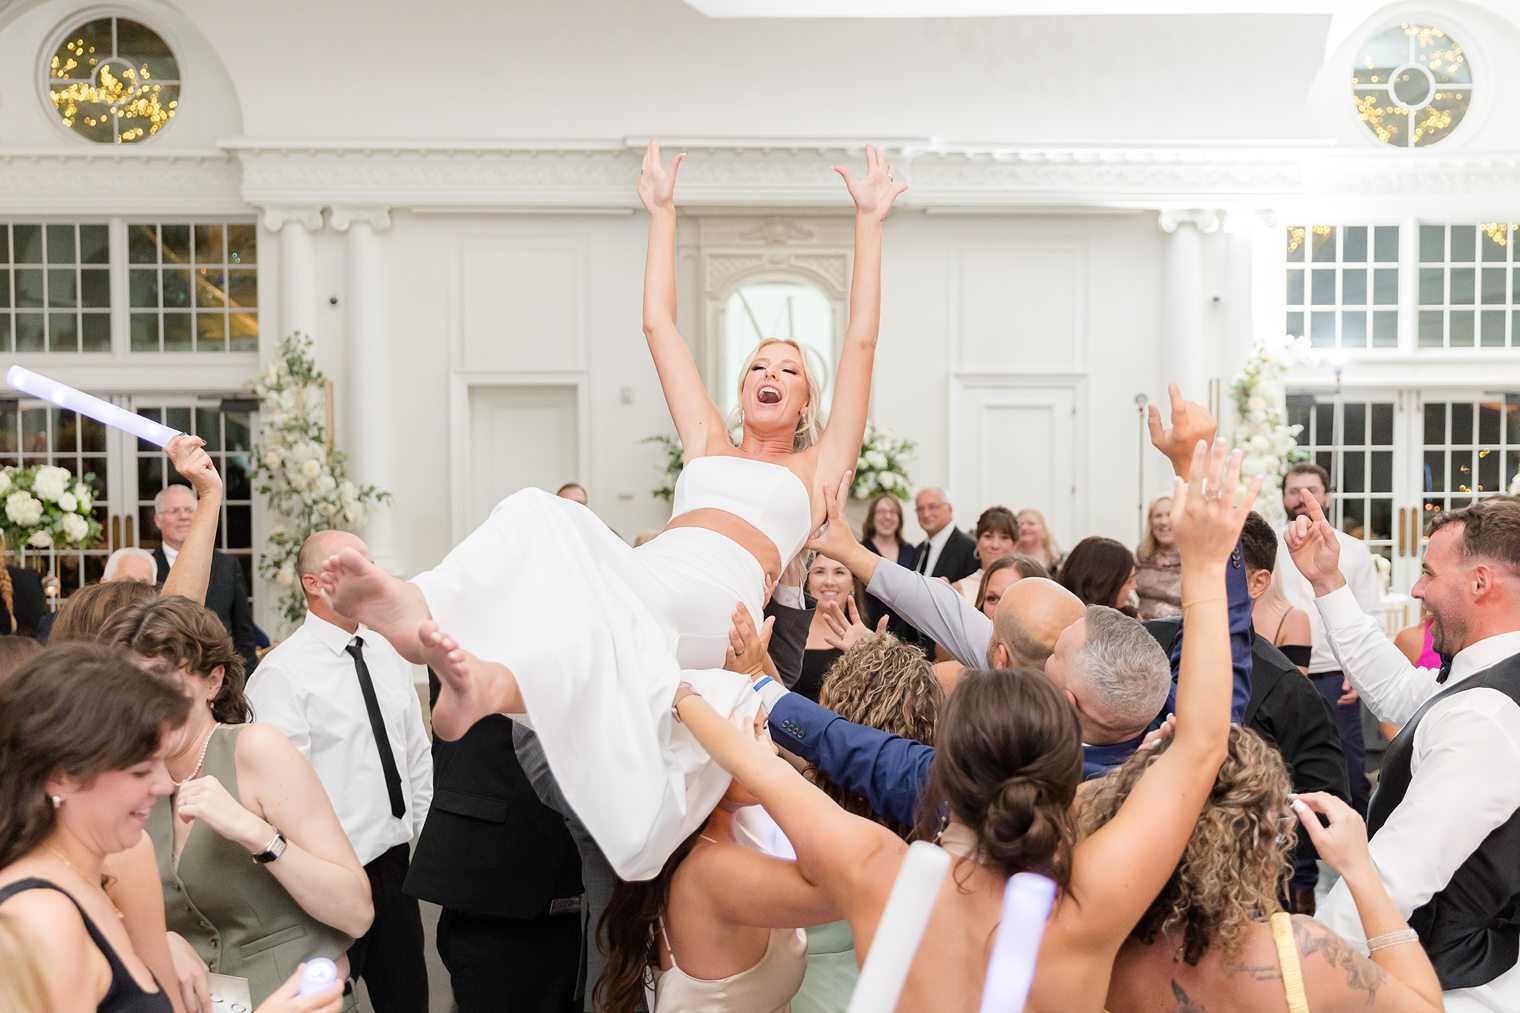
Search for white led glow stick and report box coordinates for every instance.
[7,366,182,447]
[846,841,951,1013]
[978,872,1058,1013]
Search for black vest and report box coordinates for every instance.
[1367,650,1520,990]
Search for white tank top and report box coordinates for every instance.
[670,455,812,564]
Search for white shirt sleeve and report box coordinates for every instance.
[245,662,312,759]
[1318,688,1520,946]
[401,670,433,840]
[1316,586,1440,727]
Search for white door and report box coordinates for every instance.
[463,383,581,534]
[950,378,1081,549]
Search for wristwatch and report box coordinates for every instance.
[251,829,287,865]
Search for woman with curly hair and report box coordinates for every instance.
[1078,725,1442,1012]
[672,439,1252,1010]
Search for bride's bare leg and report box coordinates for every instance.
[319,547,430,663]
[418,619,524,741]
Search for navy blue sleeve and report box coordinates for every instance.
[767,692,932,829]
[1168,540,1252,724]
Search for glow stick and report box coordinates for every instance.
[979,872,1058,1013]
[6,366,181,447]
[847,841,950,1013]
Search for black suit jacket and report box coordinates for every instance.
[405,682,583,919]
[1147,620,1349,878]
[915,527,979,584]
[3,566,45,638]
[153,546,259,674]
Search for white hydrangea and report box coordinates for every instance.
[57,492,78,513]
[5,491,42,527]
[59,512,88,543]
[27,529,52,548]
[30,465,70,502]
[864,450,887,469]
[0,473,12,496]
[72,481,91,508]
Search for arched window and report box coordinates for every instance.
[720,279,837,419]
[1351,22,1470,148]
[46,16,180,144]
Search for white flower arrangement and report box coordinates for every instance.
[851,423,915,502]
[0,463,101,555]
[1230,335,1318,525]
[250,334,390,628]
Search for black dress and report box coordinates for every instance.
[2,565,46,637]
[0,877,172,1012]
[861,541,917,638]
[794,647,843,702]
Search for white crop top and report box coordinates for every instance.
[670,455,812,565]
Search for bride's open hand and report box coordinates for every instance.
[834,144,907,222]
[638,138,685,213]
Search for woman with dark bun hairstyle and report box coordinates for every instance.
[673,438,1255,1010]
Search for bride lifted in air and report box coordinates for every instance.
[321,139,906,879]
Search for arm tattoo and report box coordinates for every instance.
[1226,959,1284,984]
[1291,914,1387,1000]
[1169,980,1208,1011]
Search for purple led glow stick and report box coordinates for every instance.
[7,366,182,447]
[978,872,1057,1012]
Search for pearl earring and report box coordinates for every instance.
[49,795,62,809]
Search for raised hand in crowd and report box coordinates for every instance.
[1147,382,1219,478]
[817,596,888,652]
[636,138,685,214]
[161,433,223,604]
[723,602,779,682]
[833,144,908,222]
[1284,493,1347,596]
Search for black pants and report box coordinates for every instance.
[437,908,581,1013]
[1310,671,1371,815]
[347,843,429,1013]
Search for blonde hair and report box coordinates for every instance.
[1137,495,1174,562]
[812,635,943,838]
[1076,726,1294,965]
[727,339,826,451]
[0,533,14,635]
[1016,509,1062,563]
[0,912,49,1012]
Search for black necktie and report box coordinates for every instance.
[916,541,930,575]
[346,639,406,819]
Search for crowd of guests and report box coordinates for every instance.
[2,384,1518,1013]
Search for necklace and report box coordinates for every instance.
[936,823,984,864]
[43,845,122,919]
[174,722,220,788]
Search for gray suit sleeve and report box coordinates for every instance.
[763,597,813,689]
[866,559,992,668]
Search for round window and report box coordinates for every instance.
[46,17,180,144]
[1351,22,1470,148]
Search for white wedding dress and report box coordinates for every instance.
[412,454,812,880]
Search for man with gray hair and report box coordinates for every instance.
[150,482,258,673]
[102,547,157,584]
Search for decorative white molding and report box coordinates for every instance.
[10,139,1520,219]
[328,205,393,233]
[0,149,243,214]
[260,205,324,232]
[1158,208,1223,234]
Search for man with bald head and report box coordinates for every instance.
[247,530,434,1011]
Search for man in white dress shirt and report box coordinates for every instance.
[248,530,434,1012]
[1276,462,1383,814]
[1286,494,1520,1012]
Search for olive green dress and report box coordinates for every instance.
[148,724,355,1008]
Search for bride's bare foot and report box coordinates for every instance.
[320,547,429,663]
[418,619,523,740]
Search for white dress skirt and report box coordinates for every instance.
[412,488,766,881]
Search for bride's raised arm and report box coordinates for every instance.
[639,138,726,459]
[812,145,908,481]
